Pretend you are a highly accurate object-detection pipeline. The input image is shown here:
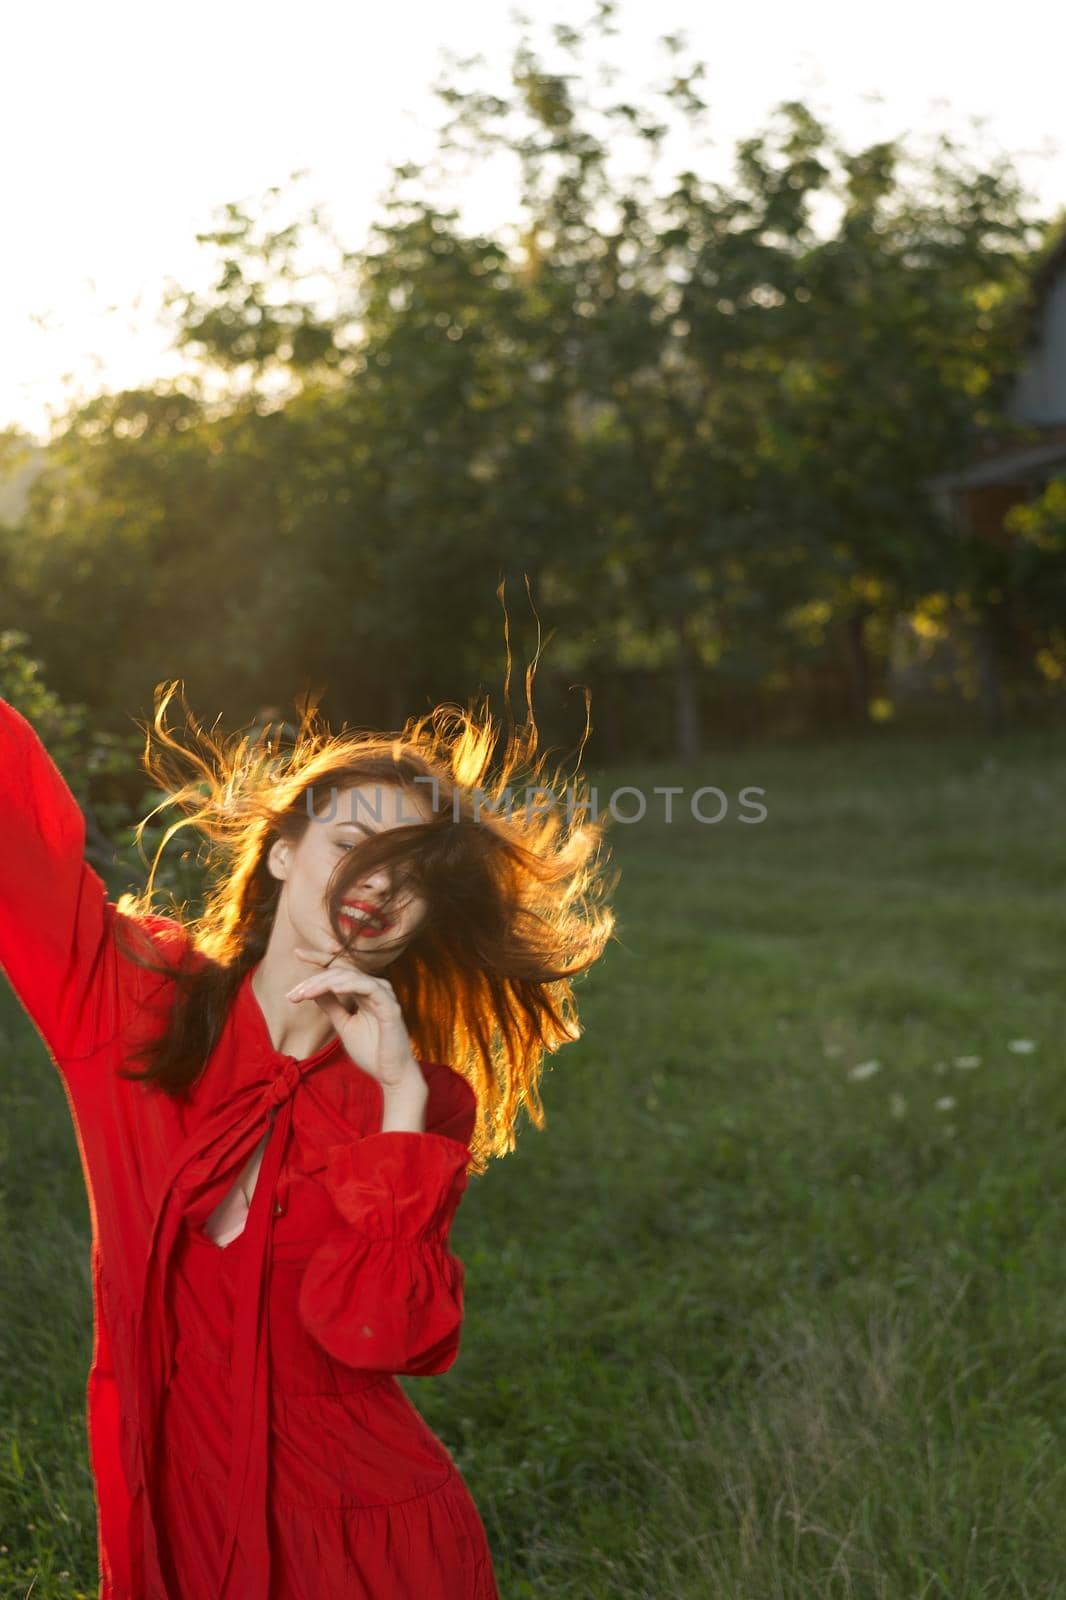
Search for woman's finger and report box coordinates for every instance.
[289,986,394,1018]
[289,961,389,995]
[310,990,358,1027]
[287,970,398,1012]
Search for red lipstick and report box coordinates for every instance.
[340,899,392,936]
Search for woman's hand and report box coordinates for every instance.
[286,942,425,1095]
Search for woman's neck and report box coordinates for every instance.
[249,952,339,1060]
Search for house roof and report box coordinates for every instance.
[928,437,1066,492]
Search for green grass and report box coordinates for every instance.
[2,724,1065,1597]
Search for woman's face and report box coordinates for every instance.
[267,782,432,970]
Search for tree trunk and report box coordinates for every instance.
[973,610,1006,736]
[599,671,624,764]
[842,605,874,725]
[674,611,702,764]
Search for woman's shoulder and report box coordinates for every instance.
[113,908,201,964]
[110,908,209,1010]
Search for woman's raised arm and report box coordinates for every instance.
[0,696,120,1062]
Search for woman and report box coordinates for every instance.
[0,679,616,1600]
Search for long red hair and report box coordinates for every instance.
[112,674,618,1175]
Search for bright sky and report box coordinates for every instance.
[7,0,1064,442]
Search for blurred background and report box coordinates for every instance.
[2,3,1065,1596]
[4,0,1066,769]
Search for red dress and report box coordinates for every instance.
[0,697,500,1600]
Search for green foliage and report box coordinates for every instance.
[0,630,96,772]
[0,631,202,910]
[0,15,1058,760]
[1003,480,1066,676]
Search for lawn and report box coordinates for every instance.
[2,724,1064,1598]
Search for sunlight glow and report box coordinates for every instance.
[5,0,1064,440]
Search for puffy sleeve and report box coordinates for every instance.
[0,695,120,1061]
[297,1065,479,1376]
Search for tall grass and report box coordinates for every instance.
[2,724,1064,1597]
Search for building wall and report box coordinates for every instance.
[960,483,1028,543]
[1010,270,1066,424]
